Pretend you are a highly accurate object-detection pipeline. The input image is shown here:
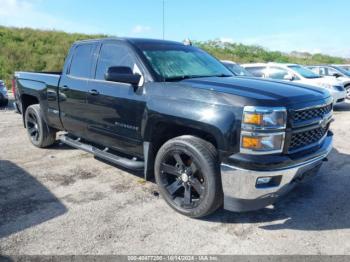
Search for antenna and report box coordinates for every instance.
[162,0,165,39]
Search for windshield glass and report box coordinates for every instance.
[224,63,253,76]
[140,44,233,81]
[288,65,321,79]
[333,66,350,77]
[337,65,350,72]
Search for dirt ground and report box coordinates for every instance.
[1,94,350,255]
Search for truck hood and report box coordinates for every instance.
[181,76,330,105]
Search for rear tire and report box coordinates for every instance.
[154,135,223,218]
[25,104,56,148]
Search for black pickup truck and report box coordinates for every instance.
[14,38,333,218]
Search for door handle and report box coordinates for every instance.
[61,85,70,91]
[88,89,100,96]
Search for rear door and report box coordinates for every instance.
[58,42,98,138]
[85,40,147,157]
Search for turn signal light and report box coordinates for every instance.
[242,136,262,149]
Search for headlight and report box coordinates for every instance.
[240,106,287,155]
[319,83,343,90]
[240,132,285,154]
[242,106,287,130]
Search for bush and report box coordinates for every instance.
[0,26,106,89]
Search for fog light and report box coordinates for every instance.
[256,177,272,185]
[256,176,282,188]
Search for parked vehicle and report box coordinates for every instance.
[0,80,9,107]
[15,38,333,217]
[307,65,350,99]
[221,60,253,76]
[334,64,350,72]
[242,63,346,104]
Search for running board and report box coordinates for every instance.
[59,135,144,170]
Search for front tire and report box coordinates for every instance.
[346,85,350,100]
[154,135,223,218]
[25,104,56,148]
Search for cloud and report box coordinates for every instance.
[238,32,350,58]
[219,37,234,43]
[131,25,151,34]
[0,0,101,34]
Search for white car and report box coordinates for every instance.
[242,63,347,104]
[307,65,350,100]
[220,60,253,77]
[334,64,350,71]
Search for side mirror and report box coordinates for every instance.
[105,66,141,86]
[283,74,294,81]
[333,73,342,78]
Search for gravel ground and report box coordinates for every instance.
[1,94,350,255]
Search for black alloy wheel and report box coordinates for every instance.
[155,136,223,218]
[159,150,205,209]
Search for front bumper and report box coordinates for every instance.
[329,89,346,103]
[220,133,333,212]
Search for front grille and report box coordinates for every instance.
[289,126,328,151]
[292,104,332,123]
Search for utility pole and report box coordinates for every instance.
[162,0,165,39]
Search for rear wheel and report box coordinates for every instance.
[25,104,56,148]
[154,135,222,218]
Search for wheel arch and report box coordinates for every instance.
[142,119,229,181]
[21,94,40,127]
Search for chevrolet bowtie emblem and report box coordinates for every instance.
[319,116,328,128]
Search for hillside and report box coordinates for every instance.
[0,26,348,88]
[196,40,348,65]
[0,26,106,88]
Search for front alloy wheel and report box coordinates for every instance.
[159,151,205,209]
[155,136,223,218]
[346,86,350,100]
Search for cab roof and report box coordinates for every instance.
[74,37,184,47]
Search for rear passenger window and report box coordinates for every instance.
[95,43,136,80]
[245,67,265,77]
[69,44,94,78]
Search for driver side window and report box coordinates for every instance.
[268,67,290,80]
[326,67,340,76]
[95,42,137,80]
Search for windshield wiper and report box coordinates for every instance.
[212,74,233,77]
[164,74,232,82]
[164,75,210,82]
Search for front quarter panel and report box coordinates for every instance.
[142,83,243,154]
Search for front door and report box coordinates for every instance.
[85,41,147,157]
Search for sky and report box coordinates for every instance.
[0,0,349,58]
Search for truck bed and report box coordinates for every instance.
[15,71,61,89]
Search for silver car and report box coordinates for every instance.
[0,80,9,106]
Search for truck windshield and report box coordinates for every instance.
[288,65,321,79]
[141,45,233,81]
